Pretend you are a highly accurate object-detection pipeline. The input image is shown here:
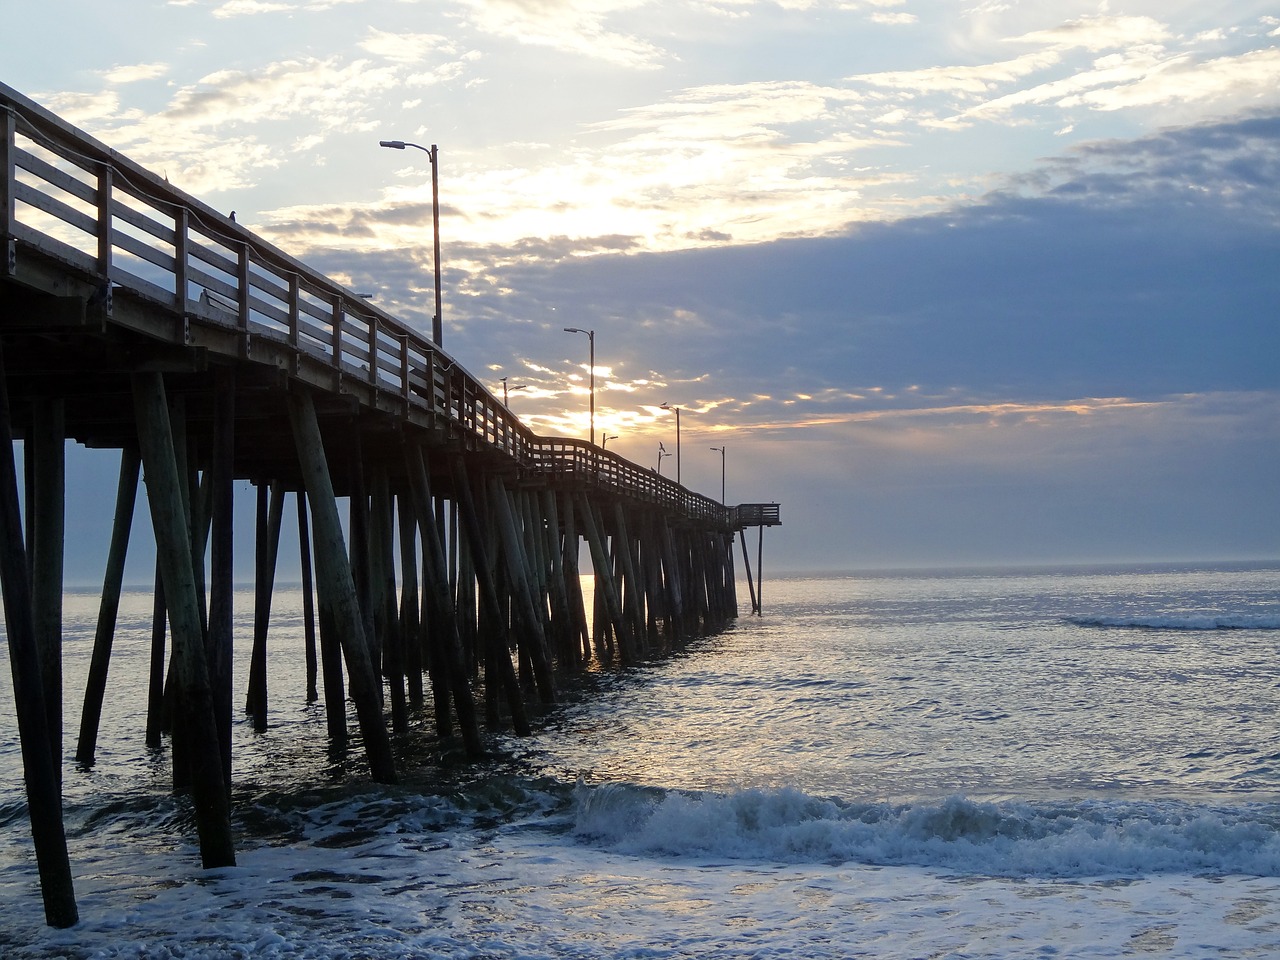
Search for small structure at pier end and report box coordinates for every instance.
[0,81,779,927]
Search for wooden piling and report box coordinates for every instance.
[75,447,141,765]
[371,471,407,733]
[132,371,236,868]
[489,478,556,704]
[397,495,425,708]
[287,387,396,783]
[739,529,759,615]
[0,349,78,928]
[403,444,486,751]
[247,480,284,730]
[577,493,631,661]
[145,559,167,749]
[297,492,320,703]
[29,398,65,783]
[299,490,346,737]
[447,456,531,735]
[756,524,765,617]
[207,365,235,788]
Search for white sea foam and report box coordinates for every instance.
[572,783,1280,878]
[6,784,1280,960]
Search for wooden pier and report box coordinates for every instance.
[0,81,780,927]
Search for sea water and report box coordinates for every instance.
[1,562,1278,958]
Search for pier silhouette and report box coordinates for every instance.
[0,81,779,927]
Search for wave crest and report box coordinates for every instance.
[571,784,1280,878]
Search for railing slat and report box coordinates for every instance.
[13,181,98,239]
[12,145,97,206]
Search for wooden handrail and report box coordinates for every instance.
[2,81,733,526]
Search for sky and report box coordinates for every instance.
[5,0,1280,575]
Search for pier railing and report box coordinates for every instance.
[1,81,730,525]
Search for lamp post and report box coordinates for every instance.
[602,434,619,449]
[378,139,443,346]
[660,402,681,483]
[657,443,671,475]
[709,445,726,504]
[563,327,595,446]
[500,376,526,407]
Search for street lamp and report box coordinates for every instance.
[660,402,681,483]
[709,446,726,504]
[602,434,619,449]
[657,442,671,475]
[500,376,527,407]
[378,139,443,346]
[563,327,595,446]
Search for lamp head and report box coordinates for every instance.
[379,140,406,149]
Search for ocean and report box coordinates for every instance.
[1,561,1279,958]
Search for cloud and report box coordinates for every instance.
[1010,14,1171,53]
[359,29,458,64]
[456,0,666,68]
[57,57,407,194]
[100,63,170,84]
[208,0,381,15]
[412,111,1280,437]
[212,0,294,15]
[852,50,1062,96]
[1063,47,1280,112]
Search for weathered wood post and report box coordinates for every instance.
[489,478,556,704]
[447,456,531,735]
[30,398,65,783]
[296,492,320,703]
[132,371,236,868]
[299,490,347,738]
[287,388,396,783]
[371,471,407,733]
[404,444,486,752]
[659,519,686,640]
[578,494,632,660]
[0,349,78,928]
[397,495,425,708]
[611,503,646,653]
[739,529,759,615]
[559,492,592,665]
[75,447,141,765]
[247,480,284,730]
[756,523,766,617]
[207,365,235,788]
[145,559,167,748]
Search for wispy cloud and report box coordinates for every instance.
[100,63,170,84]
[456,0,666,68]
[359,29,459,64]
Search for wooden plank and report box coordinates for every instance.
[12,146,97,205]
[13,181,99,237]
[110,192,176,245]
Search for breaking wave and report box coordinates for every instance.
[571,782,1280,879]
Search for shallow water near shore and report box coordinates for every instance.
[2,562,1279,958]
